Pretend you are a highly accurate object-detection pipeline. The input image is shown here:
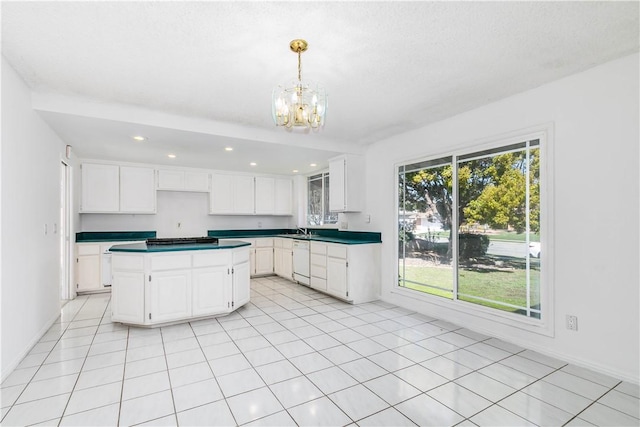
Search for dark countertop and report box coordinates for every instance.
[76,231,156,243]
[208,228,382,245]
[110,240,251,253]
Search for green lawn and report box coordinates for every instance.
[415,230,539,242]
[400,261,540,315]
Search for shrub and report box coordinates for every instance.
[458,233,490,260]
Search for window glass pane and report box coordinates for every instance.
[457,147,540,318]
[398,163,453,299]
[324,174,338,224]
[307,176,323,226]
[529,147,541,315]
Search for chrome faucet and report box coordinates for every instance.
[297,227,308,236]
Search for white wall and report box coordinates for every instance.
[1,57,75,379]
[80,191,294,237]
[362,53,639,382]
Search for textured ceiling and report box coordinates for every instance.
[2,1,638,173]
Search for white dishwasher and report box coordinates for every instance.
[293,240,310,285]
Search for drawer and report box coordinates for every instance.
[112,254,144,271]
[327,244,347,259]
[310,253,327,267]
[310,265,327,279]
[310,276,327,291]
[151,254,191,271]
[311,242,327,255]
[282,239,293,250]
[255,238,273,248]
[77,244,100,256]
[193,251,230,267]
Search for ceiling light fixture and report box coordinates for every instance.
[225,147,233,151]
[132,136,146,141]
[310,163,317,167]
[292,169,299,173]
[272,39,327,130]
[250,162,257,166]
[167,154,176,158]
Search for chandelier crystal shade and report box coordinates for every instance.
[272,39,327,130]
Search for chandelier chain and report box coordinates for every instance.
[297,51,302,82]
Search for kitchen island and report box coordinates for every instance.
[109,239,251,326]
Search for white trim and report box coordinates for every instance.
[393,123,555,337]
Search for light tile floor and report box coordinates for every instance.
[1,277,639,426]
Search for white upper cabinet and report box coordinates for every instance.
[81,163,155,214]
[210,173,234,214]
[81,163,120,212]
[274,178,293,215]
[210,173,255,215]
[120,166,156,213]
[157,169,209,192]
[329,154,364,212]
[255,177,275,214]
[234,175,256,215]
[210,174,293,216]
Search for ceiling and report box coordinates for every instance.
[2,1,638,174]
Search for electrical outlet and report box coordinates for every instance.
[177,222,182,228]
[566,315,578,331]
[257,221,263,229]
[340,221,348,230]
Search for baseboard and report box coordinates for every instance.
[1,310,61,383]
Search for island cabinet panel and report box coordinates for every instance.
[112,271,145,324]
[150,271,192,324]
[233,261,250,308]
[111,246,250,326]
[192,267,230,316]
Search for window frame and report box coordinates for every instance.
[393,126,555,336]
[306,170,338,227]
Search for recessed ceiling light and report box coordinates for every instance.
[167,154,176,158]
[292,169,299,173]
[250,162,257,166]
[310,163,317,167]
[225,147,233,151]
[132,136,146,141]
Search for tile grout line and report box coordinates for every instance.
[0,295,93,426]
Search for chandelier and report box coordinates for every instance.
[272,39,327,130]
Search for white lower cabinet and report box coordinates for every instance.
[192,266,230,316]
[111,247,250,326]
[254,248,274,275]
[111,271,145,324]
[150,270,192,324]
[310,242,328,292]
[76,241,144,294]
[326,256,348,299]
[274,238,294,281]
[76,253,101,292]
[233,261,251,308]
[310,242,381,304]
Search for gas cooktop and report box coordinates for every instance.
[145,237,219,246]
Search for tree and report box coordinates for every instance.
[462,149,540,233]
[400,147,540,259]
